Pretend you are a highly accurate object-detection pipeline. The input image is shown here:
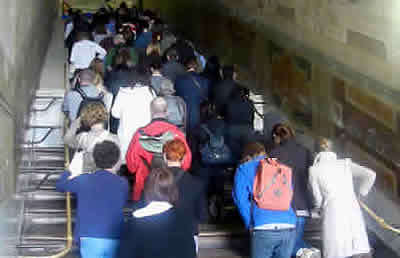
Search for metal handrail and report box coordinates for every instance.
[359,200,400,235]
[31,98,60,112]
[18,60,73,257]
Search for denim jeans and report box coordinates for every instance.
[292,216,311,256]
[251,228,296,258]
[80,237,119,258]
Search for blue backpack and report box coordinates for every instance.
[200,125,233,165]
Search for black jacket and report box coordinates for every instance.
[269,139,313,212]
[170,167,207,234]
[119,208,196,258]
[161,60,186,83]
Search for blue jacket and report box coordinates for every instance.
[134,31,152,50]
[56,170,129,241]
[232,155,297,229]
[175,72,209,131]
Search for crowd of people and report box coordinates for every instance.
[57,2,377,258]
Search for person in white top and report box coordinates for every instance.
[70,31,107,71]
[111,71,156,163]
[309,138,375,258]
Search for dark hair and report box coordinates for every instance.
[241,142,266,163]
[150,55,163,71]
[144,167,179,205]
[204,56,220,75]
[272,123,295,143]
[184,56,198,70]
[166,48,179,60]
[93,141,121,169]
[94,23,107,35]
[222,65,235,80]
[76,31,91,41]
[112,48,132,68]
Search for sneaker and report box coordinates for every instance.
[296,248,321,258]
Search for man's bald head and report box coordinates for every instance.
[150,97,168,119]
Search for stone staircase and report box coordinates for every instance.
[10,90,326,258]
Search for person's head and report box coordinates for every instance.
[241,142,266,163]
[76,31,91,41]
[78,69,96,85]
[113,34,126,46]
[222,65,236,80]
[271,123,295,145]
[163,139,186,166]
[94,23,107,35]
[112,47,133,69]
[150,97,168,119]
[315,137,333,153]
[204,56,220,75]
[152,31,162,43]
[143,167,179,205]
[141,20,150,31]
[146,42,161,56]
[149,55,163,73]
[80,102,108,128]
[184,56,198,71]
[159,79,175,96]
[166,48,179,62]
[93,141,121,173]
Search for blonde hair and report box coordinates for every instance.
[317,137,333,152]
[146,42,161,56]
[80,102,108,128]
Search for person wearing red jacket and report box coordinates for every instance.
[126,97,192,201]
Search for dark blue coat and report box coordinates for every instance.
[175,72,209,131]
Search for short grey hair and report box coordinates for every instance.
[79,69,96,84]
[150,97,168,118]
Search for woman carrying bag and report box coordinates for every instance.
[309,138,376,258]
[64,102,120,174]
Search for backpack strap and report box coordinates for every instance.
[75,86,105,101]
[190,75,207,101]
[200,124,213,137]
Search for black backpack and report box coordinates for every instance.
[74,86,105,118]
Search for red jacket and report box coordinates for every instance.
[126,119,192,201]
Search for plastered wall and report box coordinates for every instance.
[144,0,400,198]
[0,0,58,201]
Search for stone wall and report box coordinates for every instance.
[145,0,400,198]
[0,0,58,201]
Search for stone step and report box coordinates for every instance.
[16,190,68,201]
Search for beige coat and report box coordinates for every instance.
[64,118,120,172]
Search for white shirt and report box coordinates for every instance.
[70,40,107,70]
[111,86,156,162]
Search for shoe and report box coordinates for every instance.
[296,248,321,258]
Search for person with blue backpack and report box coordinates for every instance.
[233,142,297,258]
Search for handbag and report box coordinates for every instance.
[200,125,233,165]
[68,131,110,178]
[68,149,84,178]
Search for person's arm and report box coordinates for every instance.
[125,132,140,174]
[55,170,81,193]
[111,90,123,119]
[64,117,81,148]
[350,161,376,196]
[308,169,323,209]
[62,92,71,118]
[95,43,107,60]
[232,163,253,229]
